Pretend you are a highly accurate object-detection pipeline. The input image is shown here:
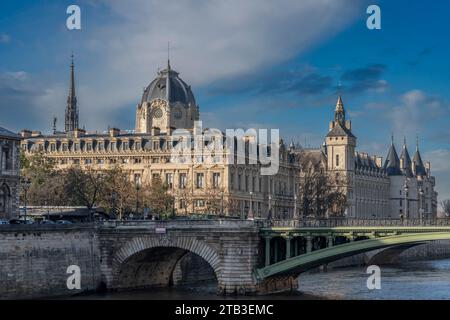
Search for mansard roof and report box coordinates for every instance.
[0,126,20,140]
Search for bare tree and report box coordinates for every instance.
[297,150,347,219]
[441,200,450,217]
[64,166,107,217]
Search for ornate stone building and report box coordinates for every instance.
[324,97,438,219]
[20,58,438,219]
[0,127,21,219]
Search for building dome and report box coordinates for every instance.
[141,63,196,107]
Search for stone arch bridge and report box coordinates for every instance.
[2,219,450,298]
[98,219,450,295]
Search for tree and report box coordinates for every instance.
[297,150,347,219]
[141,178,174,218]
[98,165,135,219]
[64,166,107,217]
[20,151,68,206]
[441,200,450,217]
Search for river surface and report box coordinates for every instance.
[69,258,450,300]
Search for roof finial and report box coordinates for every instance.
[403,136,407,146]
[167,41,171,70]
[416,135,419,151]
[391,133,394,145]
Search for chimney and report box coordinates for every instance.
[426,162,431,177]
[31,131,42,137]
[109,127,120,137]
[20,129,32,138]
[74,128,86,138]
[375,156,383,167]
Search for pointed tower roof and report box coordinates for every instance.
[65,53,79,133]
[400,137,413,177]
[413,136,426,176]
[326,95,355,138]
[384,135,402,175]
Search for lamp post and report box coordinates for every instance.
[21,177,31,222]
[419,187,424,224]
[294,194,298,220]
[135,178,141,218]
[403,178,409,220]
[220,190,224,216]
[268,194,272,220]
[248,191,253,220]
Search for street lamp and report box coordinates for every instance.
[268,194,272,218]
[135,178,141,218]
[220,190,224,216]
[21,177,31,222]
[419,187,424,224]
[294,194,298,220]
[403,178,409,220]
[248,191,253,220]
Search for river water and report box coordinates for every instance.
[71,258,450,300]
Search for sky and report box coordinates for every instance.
[0,0,449,201]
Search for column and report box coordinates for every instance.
[327,235,334,247]
[265,236,271,267]
[306,235,312,253]
[285,236,291,259]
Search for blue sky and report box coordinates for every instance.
[1,0,449,200]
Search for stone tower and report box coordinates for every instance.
[326,96,356,217]
[65,54,79,133]
[135,60,199,134]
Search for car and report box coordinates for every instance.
[9,218,34,224]
[40,220,56,224]
[0,219,9,225]
[56,220,73,224]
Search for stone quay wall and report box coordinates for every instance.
[0,224,102,299]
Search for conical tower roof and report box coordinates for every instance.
[384,136,402,175]
[400,138,413,177]
[413,137,426,176]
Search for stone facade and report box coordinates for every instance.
[323,97,438,219]
[0,127,21,220]
[19,59,438,219]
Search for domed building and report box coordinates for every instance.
[135,61,199,134]
[19,57,438,219]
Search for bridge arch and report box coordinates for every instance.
[109,236,222,290]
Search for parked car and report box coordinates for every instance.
[56,220,73,224]
[0,219,9,225]
[9,218,34,224]
[40,220,56,224]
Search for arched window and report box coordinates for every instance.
[0,184,11,214]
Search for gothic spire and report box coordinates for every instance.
[384,135,402,176]
[65,53,79,133]
[400,137,413,177]
[334,95,345,125]
[413,136,426,176]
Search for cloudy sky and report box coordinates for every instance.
[1,0,449,201]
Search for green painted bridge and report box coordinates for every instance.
[255,222,450,281]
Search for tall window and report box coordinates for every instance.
[336,154,340,167]
[165,173,173,188]
[212,172,221,188]
[238,174,242,191]
[196,173,204,188]
[179,173,187,189]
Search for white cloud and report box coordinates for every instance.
[71,0,366,130]
[387,89,449,137]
